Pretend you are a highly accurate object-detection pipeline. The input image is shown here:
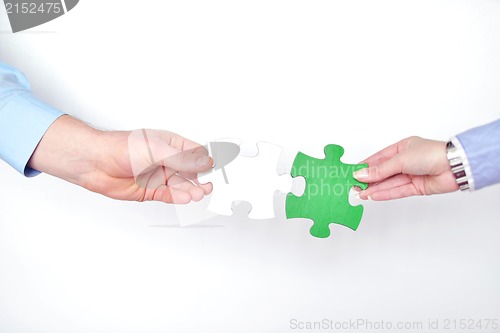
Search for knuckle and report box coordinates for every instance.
[370,165,382,179]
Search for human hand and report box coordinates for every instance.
[29,116,213,204]
[353,136,459,200]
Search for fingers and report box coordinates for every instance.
[354,138,411,184]
[354,153,404,183]
[129,129,213,183]
[355,174,421,201]
[365,183,420,201]
[135,163,210,204]
[358,174,412,199]
[153,186,191,204]
[167,174,206,202]
[360,141,401,166]
[156,130,208,155]
[145,132,212,174]
[359,137,414,165]
[189,176,213,195]
[153,183,210,204]
[150,129,211,165]
[158,149,213,174]
[357,173,423,200]
[124,129,214,204]
[143,173,207,204]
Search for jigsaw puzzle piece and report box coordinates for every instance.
[247,142,292,219]
[285,144,368,238]
[201,141,292,219]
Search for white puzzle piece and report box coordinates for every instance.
[200,142,292,219]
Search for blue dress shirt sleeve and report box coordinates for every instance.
[456,119,500,190]
[0,62,64,177]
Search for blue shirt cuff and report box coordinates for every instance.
[0,92,64,177]
[456,119,500,190]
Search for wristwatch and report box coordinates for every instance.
[446,138,473,191]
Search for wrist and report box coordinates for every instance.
[28,115,105,187]
[446,137,474,191]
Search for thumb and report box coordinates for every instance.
[128,129,213,175]
[353,155,404,183]
[160,149,213,174]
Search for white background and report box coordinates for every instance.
[1,1,500,332]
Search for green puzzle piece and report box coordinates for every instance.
[285,144,368,238]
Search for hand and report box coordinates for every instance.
[353,136,459,200]
[28,115,213,204]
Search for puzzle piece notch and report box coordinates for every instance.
[285,144,368,238]
[200,141,292,220]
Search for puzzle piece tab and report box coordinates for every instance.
[285,144,368,238]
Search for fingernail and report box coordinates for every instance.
[197,156,211,167]
[354,168,369,179]
[354,193,361,200]
[367,195,373,201]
